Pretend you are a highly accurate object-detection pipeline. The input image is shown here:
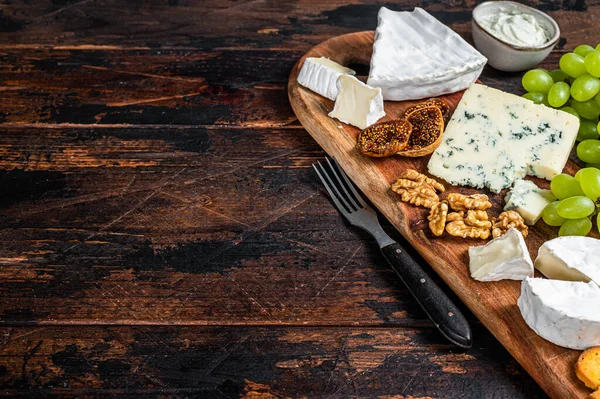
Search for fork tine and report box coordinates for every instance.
[325,157,361,210]
[312,163,351,215]
[331,157,368,208]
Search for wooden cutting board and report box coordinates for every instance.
[288,31,591,399]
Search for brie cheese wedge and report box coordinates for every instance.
[504,179,556,225]
[367,7,487,101]
[535,236,600,285]
[468,228,533,281]
[297,57,356,101]
[518,277,600,350]
[328,75,385,130]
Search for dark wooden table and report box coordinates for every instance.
[0,1,596,398]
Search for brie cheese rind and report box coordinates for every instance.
[504,179,556,225]
[535,236,600,285]
[367,7,487,101]
[328,75,385,130]
[518,277,600,350]
[468,228,533,281]
[297,57,356,101]
[427,84,579,193]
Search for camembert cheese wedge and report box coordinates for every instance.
[297,57,356,101]
[469,228,533,281]
[428,84,579,193]
[328,75,385,130]
[367,7,486,101]
[535,236,600,285]
[518,277,600,350]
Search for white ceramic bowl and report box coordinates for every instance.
[472,1,560,72]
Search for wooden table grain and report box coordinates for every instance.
[0,1,597,398]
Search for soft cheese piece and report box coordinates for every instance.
[428,84,579,192]
[518,277,600,350]
[328,75,385,130]
[297,57,356,101]
[504,179,556,225]
[468,228,533,281]
[535,236,600,285]
[367,7,487,101]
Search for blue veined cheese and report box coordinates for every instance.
[504,179,556,225]
[427,84,579,193]
[297,57,355,101]
[367,7,486,101]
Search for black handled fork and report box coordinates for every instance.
[313,157,472,348]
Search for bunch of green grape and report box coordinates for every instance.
[542,168,600,236]
[521,44,600,166]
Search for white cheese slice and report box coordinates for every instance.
[297,57,356,101]
[518,277,600,350]
[504,179,556,225]
[468,228,533,281]
[367,7,487,101]
[535,236,600,285]
[328,75,385,130]
[427,84,579,193]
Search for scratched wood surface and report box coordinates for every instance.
[0,1,598,398]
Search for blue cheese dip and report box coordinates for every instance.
[478,11,549,47]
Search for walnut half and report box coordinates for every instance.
[391,169,444,209]
[428,201,448,236]
[446,210,492,239]
[492,210,528,238]
[447,193,492,211]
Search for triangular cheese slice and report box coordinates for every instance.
[367,7,487,101]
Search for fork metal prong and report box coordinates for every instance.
[332,157,368,208]
[312,163,351,215]
[325,157,361,211]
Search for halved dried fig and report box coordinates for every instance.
[357,119,412,158]
[405,98,451,122]
[397,106,444,157]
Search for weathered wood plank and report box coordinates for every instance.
[0,326,548,398]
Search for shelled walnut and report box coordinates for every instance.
[492,210,528,238]
[446,210,492,239]
[428,201,448,236]
[447,193,492,211]
[391,169,444,208]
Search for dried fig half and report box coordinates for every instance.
[357,118,412,158]
[397,106,444,157]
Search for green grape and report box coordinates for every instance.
[571,99,600,119]
[560,106,579,118]
[587,162,600,168]
[577,140,600,163]
[575,45,596,58]
[550,173,586,199]
[584,50,600,78]
[557,196,595,219]
[560,52,587,78]
[595,92,600,108]
[571,74,600,102]
[523,92,545,104]
[576,167,600,200]
[550,69,568,83]
[522,69,554,93]
[577,119,600,141]
[542,201,566,226]
[597,43,600,51]
[548,82,570,107]
[559,217,592,236]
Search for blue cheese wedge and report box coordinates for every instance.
[428,84,579,193]
[297,57,356,101]
[504,179,556,225]
[518,277,600,350]
[367,7,486,101]
[328,75,385,130]
[535,236,600,285]
[468,228,533,281]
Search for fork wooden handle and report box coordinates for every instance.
[381,241,472,348]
